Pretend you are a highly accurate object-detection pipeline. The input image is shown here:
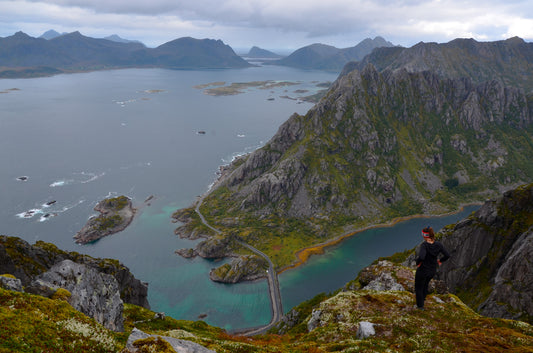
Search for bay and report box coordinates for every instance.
[0,66,479,331]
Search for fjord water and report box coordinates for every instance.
[1,66,477,330]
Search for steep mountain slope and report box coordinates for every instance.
[356,37,533,93]
[436,182,533,323]
[176,64,533,269]
[274,36,395,71]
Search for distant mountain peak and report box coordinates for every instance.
[104,34,143,45]
[13,31,30,38]
[39,29,62,40]
[246,46,282,58]
[274,37,396,70]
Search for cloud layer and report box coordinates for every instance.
[1,0,532,49]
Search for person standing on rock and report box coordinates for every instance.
[415,226,450,310]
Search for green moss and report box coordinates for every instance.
[94,214,123,231]
[51,288,71,301]
[0,274,16,280]
[103,196,130,210]
[0,287,121,352]
[133,336,176,353]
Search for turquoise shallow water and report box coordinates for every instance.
[0,67,479,330]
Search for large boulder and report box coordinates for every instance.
[125,328,216,353]
[27,259,124,331]
[0,235,149,309]
[0,274,22,292]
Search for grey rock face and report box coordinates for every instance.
[440,184,533,322]
[307,309,323,332]
[126,328,216,353]
[33,259,124,331]
[478,229,533,320]
[0,235,149,309]
[0,275,22,292]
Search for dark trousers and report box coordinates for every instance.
[415,269,434,308]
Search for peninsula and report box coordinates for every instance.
[74,196,135,244]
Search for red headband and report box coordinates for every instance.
[422,230,431,238]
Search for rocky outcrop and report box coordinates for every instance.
[438,183,533,323]
[0,235,149,309]
[176,235,237,261]
[0,274,22,292]
[209,255,268,283]
[74,195,136,244]
[27,260,124,331]
[125,328,216,353]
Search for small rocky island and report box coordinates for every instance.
[74,196,135,244]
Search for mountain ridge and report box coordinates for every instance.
[0,31,251,77]
[354,36,533,92]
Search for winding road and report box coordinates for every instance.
[195,196,283,335]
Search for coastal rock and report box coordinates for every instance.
[172,208,212,240]
[175,248,198,258]
[125,328,216,353]
[30,259,124,331]
[0,235,150,309]
[73,195,136,244]
[209,255,268,283]
[439,183,533,323]
[195,236,235,259]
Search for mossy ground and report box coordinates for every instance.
[3,285,533,353]
[0,287,121,352]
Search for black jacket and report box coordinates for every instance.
[416,241,450,275]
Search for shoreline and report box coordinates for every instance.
[277,203,482,274]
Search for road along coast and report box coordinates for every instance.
[194,194,283,336]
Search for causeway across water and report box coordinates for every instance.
[195,195,283,335]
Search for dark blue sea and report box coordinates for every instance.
[0,66,478,330]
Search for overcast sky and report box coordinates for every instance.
[1,0,532,52]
